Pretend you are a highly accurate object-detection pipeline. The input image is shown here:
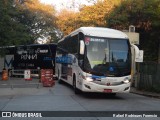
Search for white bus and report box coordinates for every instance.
[55,27,139,95]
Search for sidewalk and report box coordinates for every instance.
[130,87,160,98]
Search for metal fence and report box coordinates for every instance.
[11,69,40,78]
[0,69,41,89]
[137,62,160,92]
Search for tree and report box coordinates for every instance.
[0,0,59,50]
[106,0,160,62]
[56,9,78,36]
[78,0,121,27]
[16,0,59,43]
[0,0,32,47]
[56,0,121,36]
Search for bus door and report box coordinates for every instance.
[61,53,69,80]
[61,63,68,80]
[61,54,73,80]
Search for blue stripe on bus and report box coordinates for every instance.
[91,75,106,79]
[56,55,73,64]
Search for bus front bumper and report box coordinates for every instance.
[82,81,131,93]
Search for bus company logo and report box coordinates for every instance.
[38,49,48,53]
[85,37,90,45]
[21,54,37,60]
[109,67,114,72]
[2,112,11,117]
[106,82,111,86]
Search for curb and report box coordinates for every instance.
[130,87,160,98]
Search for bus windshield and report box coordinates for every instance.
[84,36,131,77]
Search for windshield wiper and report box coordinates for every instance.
[102,53,107,64]
[110,52,122,76]
[114,61,122,76]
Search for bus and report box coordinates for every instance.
[55,27,139,95]
[0,44,57,77]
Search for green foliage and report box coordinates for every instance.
[16,0,59,43]
[56,0,121,36]
[0,0,58,50]
[0,0,159,61]
[106,0,160,62]
[56,0,159,62]
[0,0,32,47]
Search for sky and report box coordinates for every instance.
[40,0,95,11]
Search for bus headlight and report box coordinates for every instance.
[86,77,93,82]
[123,77,130,84]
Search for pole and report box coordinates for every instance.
[158,42,160,64]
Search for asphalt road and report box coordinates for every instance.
[0,80,160,120]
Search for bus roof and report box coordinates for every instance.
[0,43,57,48]
[70,27,128,39]
[0,46,15,48]
[16,43,57,47]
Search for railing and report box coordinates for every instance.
[137,62,160,92]
[0,69,41,89]
[11,69,40,78]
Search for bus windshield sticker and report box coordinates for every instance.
[90,38,105,42]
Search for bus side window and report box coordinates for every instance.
[56,47,61,55]
[71,35,78,54]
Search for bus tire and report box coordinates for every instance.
[73,75,81,94]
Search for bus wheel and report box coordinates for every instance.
[58,70,62,84]
[73,76,80,94]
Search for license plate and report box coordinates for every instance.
[103,89,112,93]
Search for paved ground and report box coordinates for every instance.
[0,77,160,120]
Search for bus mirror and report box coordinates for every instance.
[80,40,85,55]
[131,44,139,59]
[131,44,143,62]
